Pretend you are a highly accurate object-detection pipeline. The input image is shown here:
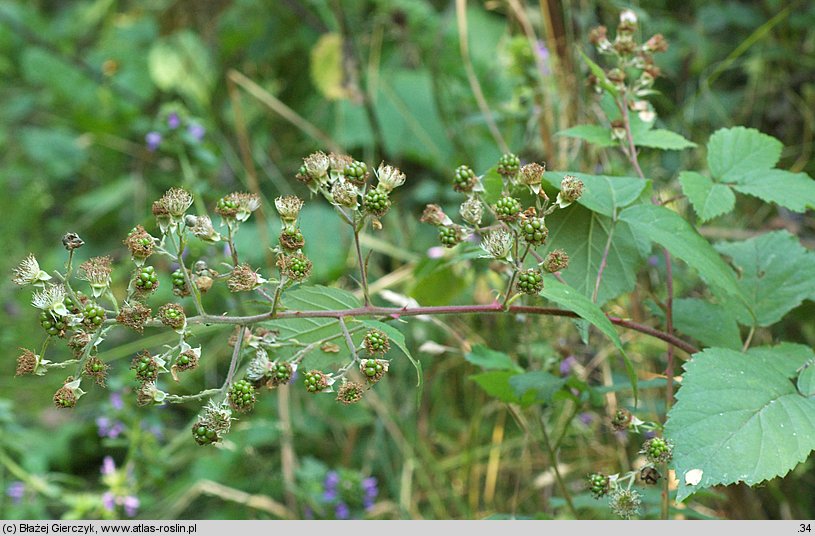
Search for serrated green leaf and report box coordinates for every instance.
[707,127,782,182]
[731,169,815,213]
[509,371,566,407]
[619,204,745,304]
[715,230,815,327]
[672,298,742,350]
[543,204,645,305]
[470,371,522,404]
[540,277,637,403]
[542,171,649,217]
[465,344,522,372]
[678,171,736,222]
[633,129,696,150]
[556,125,616,147]
[666,344,815,502]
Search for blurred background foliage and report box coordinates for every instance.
[1,0,814,520]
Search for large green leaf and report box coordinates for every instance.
[542,171,649,217]
[731,169,815,213]
[509,371,566,406]
[678,171,735,222]
[465,344,522,372]
[470,371,524,404]
[556,125,616,148]
[544,204,644,306]
[707,127,782,182]
[633,129,696,150]
[672,298,741,350]
[619,204,745,304]
[666,344,815,502]
[715,230,815,326]
[540,277,637,402]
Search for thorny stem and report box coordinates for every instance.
[165,388,222,404]
[222,325,245,391]
[270,277,287,318]
[353,225,371,307]
[338,317,358,362]
[172,230,205,317]
[618,95,645,180]
[226,222,240,267]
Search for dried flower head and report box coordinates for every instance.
[31,284,68,316]
[15,348,39,376]
[157,187,194,218]
[296,151,330,189]
[13,254,52,286]
[267,361,295,388]
[519,162,546,186]
[216,192,260,222]
[543,249,570,273]
[337,380,365,405]
[641,437,674,464]
[556,175,584,208]
[227,264,267,292]
[276,253,312,282]
[79,256,113,298]
[376,162,406,193]
[328,152,354,175]
[609,489,641,520]
[192,401,233,445]
[330,180,358,208]
[611,408,633,431]
[480,229,513,260]
[279,228,305,251]
[117,302,152,333]
[644,33,669,53]
[68,330,92,357]
[158,303,186,331]
[274,195,305,223]
[84,356,109,386]
[185,215,221,242]
[194,273,213,293]
[124,226,156,260]
[131,350,160,383]
[460,196,484,226]
[420,204,450,227]
[62,232,85,251]
[360,358,389,384]
[136,382,166,406]
[363,329,390,356]
[174,344,200,373]
[53,378,85,409]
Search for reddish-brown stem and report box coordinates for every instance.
[120,303,698,356]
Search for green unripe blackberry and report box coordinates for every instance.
[83,356,109,386]
[303,370,330,393]
[493,196,522,221]
[611,408,633,431]
[40,311,68,337]
[641,437,673,464]
[277,253,312,282]
[360,358,388,384]
[517,269,544,295]
[63,293,86,314]
[363,329,390,356]
[587,473,610,499]
[267,362,293,388]
[279,228,305,251]
[171,269,190,297]
[497,153,520,177]
[519,216,548,246]
[453,165,477,192]
[131,351,158,383]
[228,380,256,413]
[82,303,105,331]
[215,196,239,218]
[438,225,463,248]
[134,265,159,293]
[192,421,219,445]
[363,188,391,217]
[344,161,369,185]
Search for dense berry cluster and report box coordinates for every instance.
[516,269,544,295]
[82,303,106,331]
[228,380,256,413]
[641,437,673,464]
[344,161,369,185]
[360,359,388,384]
[438,226,463,248]
[519,216,548,246]
[304,370,330,393]
[587,473,610,499]
[131,352,159,383]
[134,265,159,293]
[171,269,190,296]
[363,189,391,217]
[493,196,522,221]
[497,153,520,177]
[453,165,477,192]
[363,330,390,356]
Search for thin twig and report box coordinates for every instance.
[222,326,245,390]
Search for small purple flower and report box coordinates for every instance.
[335,501,350,520]
[187,123,205,142]
[6,481,25,504]
[559,355,577,376]
[101,456,116,476]
[102,492,116,512]
[324,471,340,489]
[427,246,445,259]
[322,488,337,502]
[362,477,378,497]
[535,41,551,76]
[579,412,595,426]
[145,131,162,152]
[123,495,140,517]
[648,255,660,267]
[109,392,124,411]
[96,417,125,439]
[167,113,181,130]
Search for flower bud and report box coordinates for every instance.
[274,195,305,223]
[62,232,85,251]
[543,249,570,273]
